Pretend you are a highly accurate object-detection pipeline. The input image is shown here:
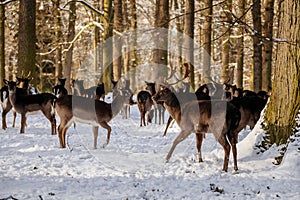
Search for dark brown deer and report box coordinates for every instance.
[4,79,57,134]
[153,85,241,172]
[137,90,153,127]
[52,78,68,98]
[144,81,165,125]
[55,89,131,149]
[1,77,32,129]
[71,79,105,100]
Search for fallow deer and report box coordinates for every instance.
[55,89,131,149]
[1,77,32,129]
[71,79,105,100]
[4,79,57,135]
[153,85,241,172]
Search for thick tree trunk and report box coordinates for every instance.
[18,0,36,84]
[183,0,195,90]
[264,0,300,146]
[64,1,76,93]
[113,0,123,82]
[251,0,262,92]
[235,0,245,89]
[202,0,212,82]
[152,0,169,81]
[0,2,4,88]
[102,0,113,92]
[262,0,275,92]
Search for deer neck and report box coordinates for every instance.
[111,93,126,117]
[163,93,181,123]
[8,90,17,106]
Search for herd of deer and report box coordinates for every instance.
[0,73,269,172]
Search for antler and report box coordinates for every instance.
[26,71,31,78]
[166,62,190,86]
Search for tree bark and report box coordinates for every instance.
[264,0,300,146]
[183,0,195,90]
[18,0,36,84]
[235,0,245,89]
[251,0,262,92]
[64,1,76,93]
[221,0,232,84]
[0,1,5,88]
[53,0,63,82]
[113,0,123,82]
[129,0,137,90]
[202,0,212,82]
[152,0,169,81]
[102,0,113,92]
[262,0,275,92]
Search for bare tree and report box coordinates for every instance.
[152,0,169,81]
[113,0,123,82]
[221,0,232,84]
[251,0,262,92]
[18,0,36,84]
[183,0,195,90]
[129,0,137,90]
[235,0,245,89]
[202,0,212,82]
[64,1,76,93]
[262,0,275,92]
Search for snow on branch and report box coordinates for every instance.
[0,0,17,6]
[63,0,104,16]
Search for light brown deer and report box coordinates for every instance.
[55,89,131,149]
[4,79,57,135]
[153,85,241,172]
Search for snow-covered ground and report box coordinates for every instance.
[0,99,299,200]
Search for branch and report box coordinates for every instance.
[38,21,104,56]
[0,0,17,6]
[63,0,104,16]
[166,0,227,26]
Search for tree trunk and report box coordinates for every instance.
[183,0,195,90]
[251,0,262,92]
[235,0,245,89]
[102,0,113,92]
[262,0,275,92]
[173,0,183,76]
[64,1,76,93]
[152,0,169,82]
[221,0,232,84]
[113,0,123,82]
[53,0,63,82]
[18,0,36,84]
[202,0,212,82]
[129,0,137,90]
[264,0,300,146]
[0,2,4,88]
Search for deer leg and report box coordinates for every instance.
[42,106,57,135]
[2,108,9,130]
[58,119,70,148]
[93,126,99,149]
[195,133,204,162]
[20,114,26,133]
[163,116,173,137]
[166,130,192,162]
[12,110,16,128]
[229,134,238,171]
[216,134,231,172]
[99,121,111,148]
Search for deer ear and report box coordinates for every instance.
[3,79,8,85]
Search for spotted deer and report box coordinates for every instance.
[55,89,131,148]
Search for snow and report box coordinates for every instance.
[0,100,299,200]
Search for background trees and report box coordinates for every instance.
[0,0,299,156]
